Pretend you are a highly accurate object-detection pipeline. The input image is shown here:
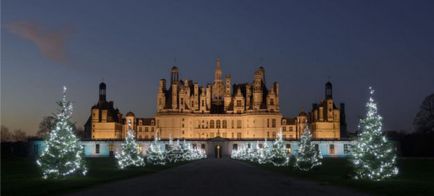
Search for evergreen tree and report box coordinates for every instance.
[257,139,271,164]
[36,86,87,179]
[352,87,398,181]
[165,137,183,163]
[115,120,145,169]
[295,125,322,171]
[269,131,289,167]
[146,137,166,165]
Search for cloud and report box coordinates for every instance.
[6,21,72,64]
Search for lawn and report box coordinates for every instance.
[251,157,434,195]
[1,156,188,196]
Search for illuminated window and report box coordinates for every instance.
[210,120,215,128]
[272,119,276,128]
[329,144,335,155]
[216,120,221,128]
[236,100,242,107]
[286,144,291,153]
[237,120,242,129]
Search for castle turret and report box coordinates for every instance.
[224,74,232,111]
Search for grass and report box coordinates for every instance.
[250,157,434,195]
[1,156,188,196]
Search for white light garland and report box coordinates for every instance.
[351,87,399,181]
[115,120,145,169]
[295,125,322,171]
[37,86,87,179]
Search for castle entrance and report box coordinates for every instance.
[215,145,222,158]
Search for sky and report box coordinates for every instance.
[1,0,434,135]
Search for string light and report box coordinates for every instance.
[37,86,87,179]
[351,87,399,181]
[295,125,322,171]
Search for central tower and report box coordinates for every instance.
[212,57,225,107]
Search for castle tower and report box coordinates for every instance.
[171,66,179,85]
[253,67,264,110]
[224,74,232,111]
[157,79,166,112]
[212,57,224,105]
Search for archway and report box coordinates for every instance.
[215,145,222,159]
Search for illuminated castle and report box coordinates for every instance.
[85,58,345,141]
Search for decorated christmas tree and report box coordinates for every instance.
[295,125,322,171]
[257,139,271,164]
[36,86,87,179]
[115,120,145,169]
[165,137,183,163]
[268,131,289,167]
[146,136,166,165]
[352,87,398,181]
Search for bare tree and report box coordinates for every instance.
[37,116,56,137]
[414,93,434,133]
[1,125,12,142]
[13,129,27,142]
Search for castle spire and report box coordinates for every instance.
[215,57,222,82]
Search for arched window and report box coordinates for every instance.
[222,120,227,128]
[216,120,221,128]
[210,120,215,128]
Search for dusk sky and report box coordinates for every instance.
[1,0,433,135]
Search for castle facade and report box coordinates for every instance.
[85,58,345,141]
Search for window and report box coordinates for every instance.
[139,127,142,132]
[329,144,335,155]
[231,132,234,138]
[210,120,215,128]
[286,144,291,153]
[272,119,276,128]
[216,120,221,128]
[237,132,242,139]
[344,144,351,154]
[151,127,154,132]
[233,144,238,150]
[231,120,234,128]
[222,120,227,128]
[247,143,251,148]
[95,144,100,154]
[272,132,276,138]
[236,100,242,107]
[267,119,270,128]
[267,132,270,138]
[270,99,274,105]
[201,144,206,149]
[236,120,242,129]
[282,127,286,132]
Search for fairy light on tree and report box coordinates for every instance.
[115,120,145,169]
[295,125,322,171]
[352,87,398,181]
[145,136,166,165]
[36,86,87,179]
[269,130,289,166]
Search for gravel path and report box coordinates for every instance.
[68,158,368,196]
